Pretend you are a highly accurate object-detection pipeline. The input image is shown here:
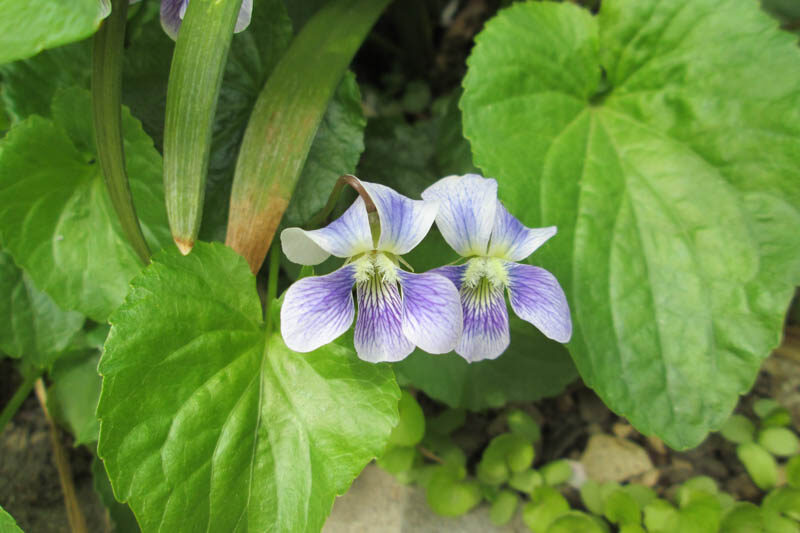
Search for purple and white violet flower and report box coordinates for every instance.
[280,178,463,363]
[422,174,572,362]
[117,0,253,40]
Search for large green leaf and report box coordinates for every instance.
[0,87,171,321]
[0,41,91,122]
[0,0,105,65]
[358,92,477,198]
[97,243,399,531]
[0,249,84,366]
[48,347,102,446]
[461,0,800,448]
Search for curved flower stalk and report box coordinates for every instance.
[125,0,253,40]
[422,174,572,362]
[280,178,463,363]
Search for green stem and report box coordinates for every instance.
[92,0,151,265]
[225,0,391,274]
[163,0,244,255]
[0,370,41,433]
[264,241,281,337]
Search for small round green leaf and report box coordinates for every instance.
[389,390,425,446]
[426,466,482,517]
[604,489,640,526]
[523,487,570,533]
[377,446,418,476]
[677,476,718,508]
[509,469,544,494]
[737,442,779,490]
[507,409,542,443]
[762,487,800,521]
[762,408,792,428]
[541,460,573,486]
[477,433,534,485]
[580,480,605,516]
[490,490,519,526]
[786,455,800,488]
[643,499,679,533]
[719,502,764,533]
[624,484,656,509]
[757,427,800,457]
[719,414,756,444]
[547,511,606,533]
[754,399,781,419]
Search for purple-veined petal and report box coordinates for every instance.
[456,280,510,362]
[354,278,414,363]
[281,198,373,265]
[398,270,462,354]
[234,0,252,33]
[421,174,497,257]
[505,262,572,343]
[280,265,356,352]
[488,201,556,262]
[359,180,437,256]
[429,264,467,289]
[160,0,186,40]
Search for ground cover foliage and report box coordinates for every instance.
[0,0,799,531]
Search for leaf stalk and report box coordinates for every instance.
[92,0,151,265]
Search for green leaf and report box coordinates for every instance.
[388,390,425,447]
[0,0,105,65]
[97,242,399,531]
[719,414,756,444]
[395,316,577,410]
[0,87,171,321]
[0,249,84,365]
[47,348,101,445]
[757,427,800,456]
[737,442,778,490]
[358,91,478,199]
[0,40,91,122]
[183,0,293,242]
[490,489,519,526]
[282,72,366,228]
[0,504,24,533]
[91,456,140,533]
[461,0,800,449]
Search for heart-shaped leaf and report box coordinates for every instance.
[97,242,399,531]
[461,0,800,448]
[0,87,171,321]
[0,249,84,367]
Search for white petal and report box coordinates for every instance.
[234,0,252,33]
[421,174,497,257]
[280,198,373,265]
[398,270,462,354]
[488,201,556,261]
[280,266,356,352]
[359,180,438,256]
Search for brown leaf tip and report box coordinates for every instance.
[174,238,194,256]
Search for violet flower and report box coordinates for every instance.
[122,0,253,40]
[422,174,572,362]
[280,178,462,363]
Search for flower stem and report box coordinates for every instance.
[92,0,151,265]
[264,240,281,337]
[0,369,41,434]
